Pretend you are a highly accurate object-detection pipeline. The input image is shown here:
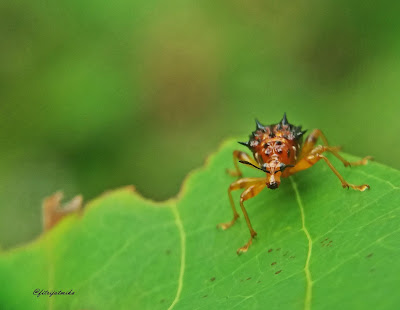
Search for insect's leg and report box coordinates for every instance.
[287,153,369,191]
[310,145,373,167]
[328,151,373,167]
[301,129,372,166]
[317,154,369,191]
[217,177,264,230]
[300,129,327,159]
[226,150,259,177]
[236,182,266,255]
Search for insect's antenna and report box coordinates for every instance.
[239,160,265,172]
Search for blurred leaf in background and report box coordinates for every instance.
[0,0,399,248]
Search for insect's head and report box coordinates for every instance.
[262,161,291,189]
[239,160,294,190]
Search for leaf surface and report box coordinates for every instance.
[1,140,400,310]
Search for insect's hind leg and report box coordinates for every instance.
[217,177,264,231]
[227,150,259,177]
[301,129,372,167]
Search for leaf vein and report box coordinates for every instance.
[355,170,400,190]
[290,177,313,310]
[167,205,186,310]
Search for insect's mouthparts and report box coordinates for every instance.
[268,182,279,189]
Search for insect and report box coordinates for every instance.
[217,113,372,254]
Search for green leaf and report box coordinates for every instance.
[1,139,400,310]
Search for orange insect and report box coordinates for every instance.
[218,113,372,254]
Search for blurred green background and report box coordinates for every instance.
[1,1,399,249]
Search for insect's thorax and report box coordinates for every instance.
[246,121,305,176]
[253,137,299,168]
[239,115,306,181]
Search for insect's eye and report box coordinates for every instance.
[279,163,295,172]
[261,164,271,174]
[276,141,282,145]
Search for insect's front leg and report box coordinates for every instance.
[217,177,264,231]
[226,150,259,177]
[237,182,266,255]
[316,154,370,191]
[301,129,372,166]
[287,152,370,191]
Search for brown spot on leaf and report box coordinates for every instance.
[275,270,282,274]
[366,253,373,258]
[42,192,83,231]
[210,277,216,282]
[203,295,208,298]
[268,248,273,253]
[246,277,251,281]
[271,262,277,266]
